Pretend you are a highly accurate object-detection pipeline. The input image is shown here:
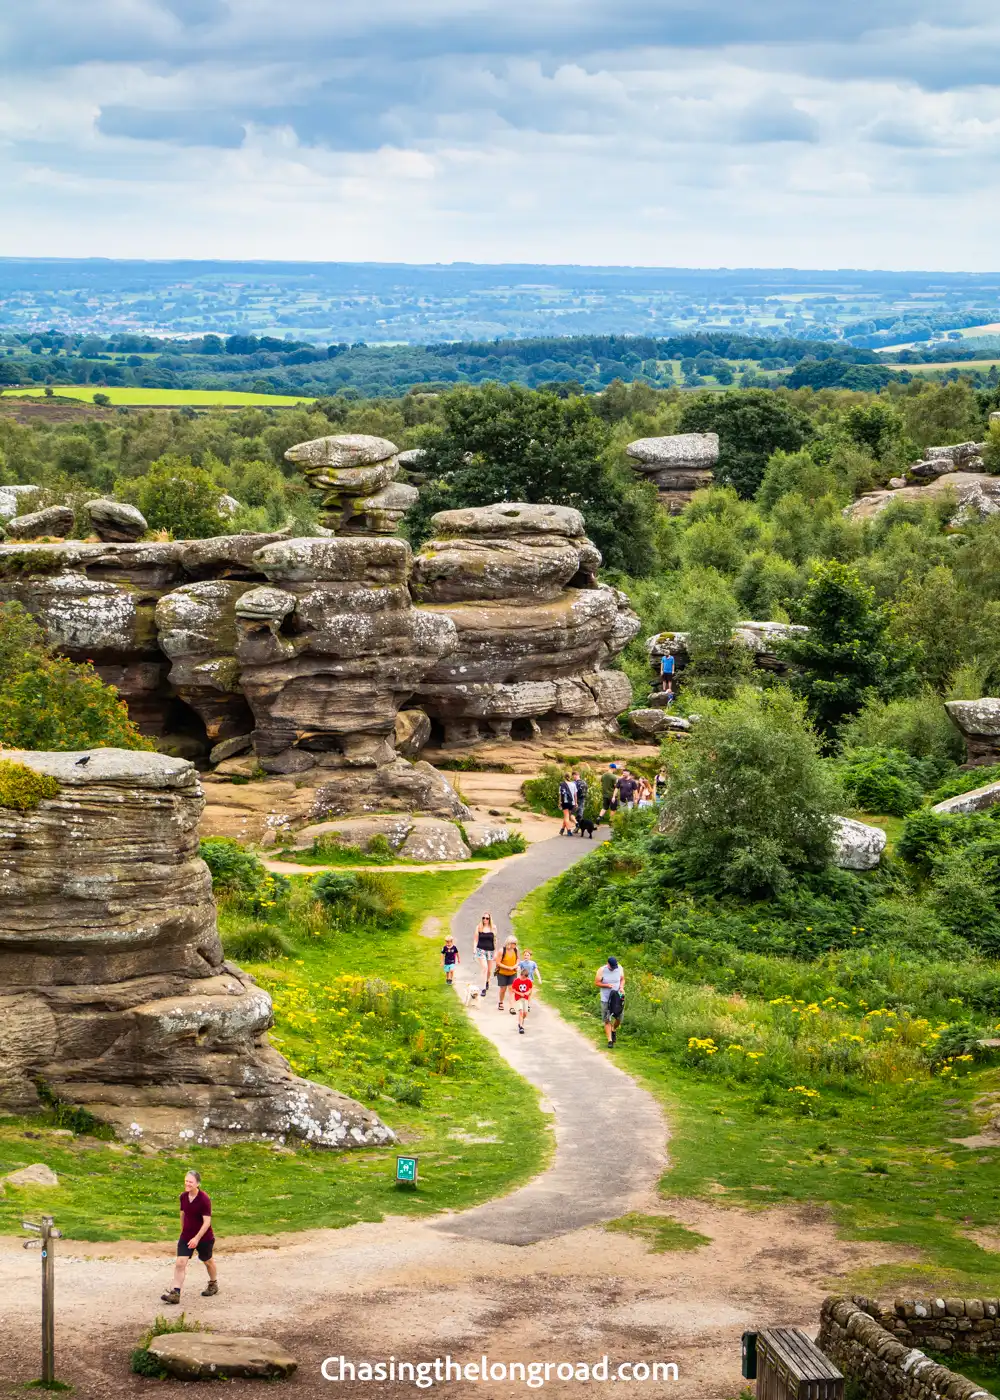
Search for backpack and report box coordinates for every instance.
[607,989,625,1020]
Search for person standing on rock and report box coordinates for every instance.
[495,937,520,1013]
[558,772,577,835]
[660,651,675,692]
[162,1170,217,1304]
[475,912,497,997]
[595,956,625,1047]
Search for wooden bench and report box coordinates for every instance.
[756,1328,844,1400]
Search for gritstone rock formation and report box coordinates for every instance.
[284,433,419,534]
[409,503,639,746]
[625,434,720,513]
[0,441,640,801]
[0,748,394,1149]
[945,698,1000,766]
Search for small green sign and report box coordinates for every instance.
[396,1155,418,1184]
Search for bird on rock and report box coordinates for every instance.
[74,755,91,766]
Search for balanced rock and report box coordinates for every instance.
[285,434,415,534]
[7,505,74,539]
[831,815,886,870]
[945,698,1000,765]
[85,498,148,543]
[0,748,394,1149]
[147,1334,297,1381]
[626,434,719,514]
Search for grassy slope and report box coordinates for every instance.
[0,872,550,1242]
[516,879,1000,1296]
[0,387,310,407]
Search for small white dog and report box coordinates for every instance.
[460,983,481,1009]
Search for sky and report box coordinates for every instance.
[1,0,998,269]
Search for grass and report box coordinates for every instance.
[1,387,311,408]
[0,871,550,1242]
[515,877,1000,1297]
[603,1212,710,1252]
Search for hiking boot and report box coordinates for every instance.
[161,1288,181,1305]
[518,1025,525,1035]
[201,1281,219,1297]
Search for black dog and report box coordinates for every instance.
[574,818,596,839]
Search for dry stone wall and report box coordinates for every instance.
[819,1297,999,1400]
[0,748,393,1150]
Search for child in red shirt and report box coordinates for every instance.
[512,951,539,1035]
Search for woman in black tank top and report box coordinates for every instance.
[475,912,496,997]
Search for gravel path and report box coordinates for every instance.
[435,830,667,1245]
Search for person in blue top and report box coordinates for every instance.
[660,653,675,692]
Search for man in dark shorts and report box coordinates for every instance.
[617,770,638,809]
[162,1169,218,1303]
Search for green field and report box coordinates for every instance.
[0,871,550,1241]
[516,875,1000,1298]
[1,386,312,408]
[884,360,1000,372]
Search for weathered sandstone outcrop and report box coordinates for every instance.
[946,698,1000,766]
[284,434,419,534]
[0,484,639,801]
[409,504,638,746]
[625,434,719,513]
[0,748,393,1149]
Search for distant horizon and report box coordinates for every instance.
[2,257,1000,277]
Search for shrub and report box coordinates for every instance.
[221,921,297,961]
[928,763,1000,805]
[838,748,931,816]
[666,685,841,895]
[897,807,953,871]
[312,870,405,929]
[199,836,286,913]
[0,602,152,753]
[118,456,225,539]
[840,691,964,766]
[0,760,59,810]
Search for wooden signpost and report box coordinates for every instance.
[23,1214,63,1386]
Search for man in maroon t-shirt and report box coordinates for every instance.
[161,1170,218,1303]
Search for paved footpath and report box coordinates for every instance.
[434,831,668,1246]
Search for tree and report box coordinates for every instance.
[118,455,225,538]
[843,400,908,462]
[779,561,916,738]
[406,383,660,574]
[677,390,814,498]
[0,603,152,752]
[666,685,840,895]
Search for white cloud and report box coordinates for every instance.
[0,0,997,266]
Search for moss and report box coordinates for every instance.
[0,760,59,811]
[0,550,68,579]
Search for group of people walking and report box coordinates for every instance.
[458,909,624,1047]
[597,763,665,817]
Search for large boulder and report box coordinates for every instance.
[831,815,886,871]
[85,499,147,543]
[0,748,394,1150]
[399,818,471,862]
[627,708,691,737]
[6,505,75,539]
[429,502,586,538]
[932,780,1000,816]
[845,471,1000,522]
[146,1334,297,1381]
